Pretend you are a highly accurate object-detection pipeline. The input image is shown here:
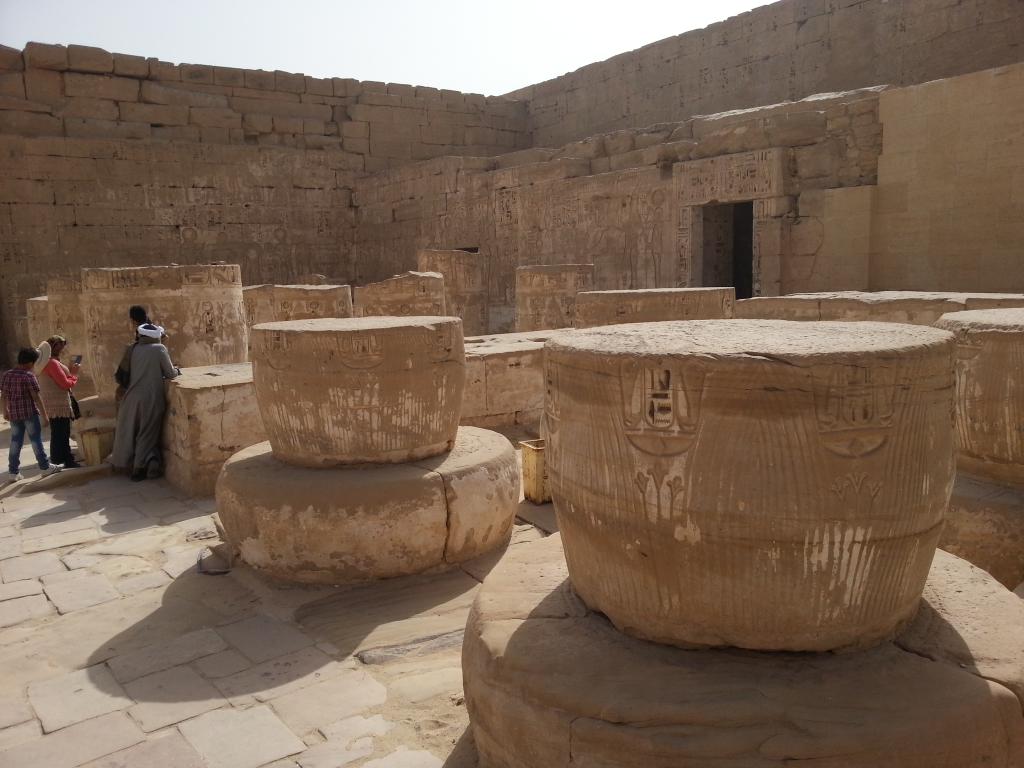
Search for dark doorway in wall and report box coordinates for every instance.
[701,202,754,299]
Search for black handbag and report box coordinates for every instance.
[70,393,81,420]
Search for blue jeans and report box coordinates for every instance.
[8,414,50,475]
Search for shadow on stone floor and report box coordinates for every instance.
[75,550,483,706]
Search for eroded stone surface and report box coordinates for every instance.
[243,284,354,329]
[573,287,735,328]
[936,309,1024,488]
[251,317,465,466]
[354,272,446,318]
[463,534,1024,768]
[216,427,518,584]
[417,251,488,336]
[81,265,248,404]
[545,319,956,651]
[515,264,593,332]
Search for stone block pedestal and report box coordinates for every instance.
[216,427,519,584]
[463,534,1024,767]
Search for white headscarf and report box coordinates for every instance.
[137,324,165,340]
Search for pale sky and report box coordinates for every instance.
[0,0,767,95]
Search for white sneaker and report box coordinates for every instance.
[4,473,23,485]
[41,465,63,477]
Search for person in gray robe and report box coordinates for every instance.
[110,323,180,481]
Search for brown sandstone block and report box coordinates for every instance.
[302,118,324,134]
[152,125,200,142]
[242,112,272,134]
[180,64,214,84]
[56,97,119,121]
[140,80,227,108]
[274,70,304,93]
[0,178,54,204]
[386,82,414,98]
[343,136,369,154]
[64,117,151,140]
[199,125,229,143]
[304,76,332,96]
[23,42,68,71]
[146,59,180,80]
[24,69,63,103]
[64,72,139,102]
[341,120,368,138]
[112,53,148,78]
[229,96,330,120]
[189,106,241,128]
[361,80,386,93]
[0,71,25,98]
[67,45,113,74]
[331,78,360,98]
[0,110,62,136]
[244,69,275,90]
[119,101,189,125]
[0,95,49,112]
[271,115,302,133]
[213,66,244,86]
[0,44,24,71]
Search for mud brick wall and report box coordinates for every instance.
[0,134,358,362]
[508,0,1024,146]
[352,88,883,331]
[0,43,530,170]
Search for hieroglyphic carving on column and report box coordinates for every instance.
[417,249,489,335]
[675,148,788,206]
[675,206,702,287]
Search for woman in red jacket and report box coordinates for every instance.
[38,335,82,468]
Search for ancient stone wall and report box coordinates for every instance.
[507,0,1024,147]
[352,88,882,330]
[871,62,1024,291]
[0,43,529,168]
[0,134,358,363]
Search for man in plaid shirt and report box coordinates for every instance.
[1,347,63,484]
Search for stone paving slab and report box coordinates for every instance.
[217,615,316,663]
[213,646,343,706]
[362,748,443,767]
[79,731,205,768]
[0,712,144,768]
[270,668,388,738]
[0,719,41,751]
[123,665,227,731]
[178,705,306,768]
[28,665,132,733]
[106,627,227,683]
[1,552,66,582]
[0,693,33,730]
[192,648,251,679]
[0,594,54,628]
[0,580,42,602]
[43,572,120,614]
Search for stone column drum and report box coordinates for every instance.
[544,319,956,651]
[82,264,248,403]
[935,309,1024,487]
[515,264,594,331]
[251,316,465,466]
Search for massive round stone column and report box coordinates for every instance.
[252,316,465,466]
[935,309,1024,486]
[934,308,1024,588]
[544,319,956,651]
[217,315,519,584]
[82,264,247,403]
